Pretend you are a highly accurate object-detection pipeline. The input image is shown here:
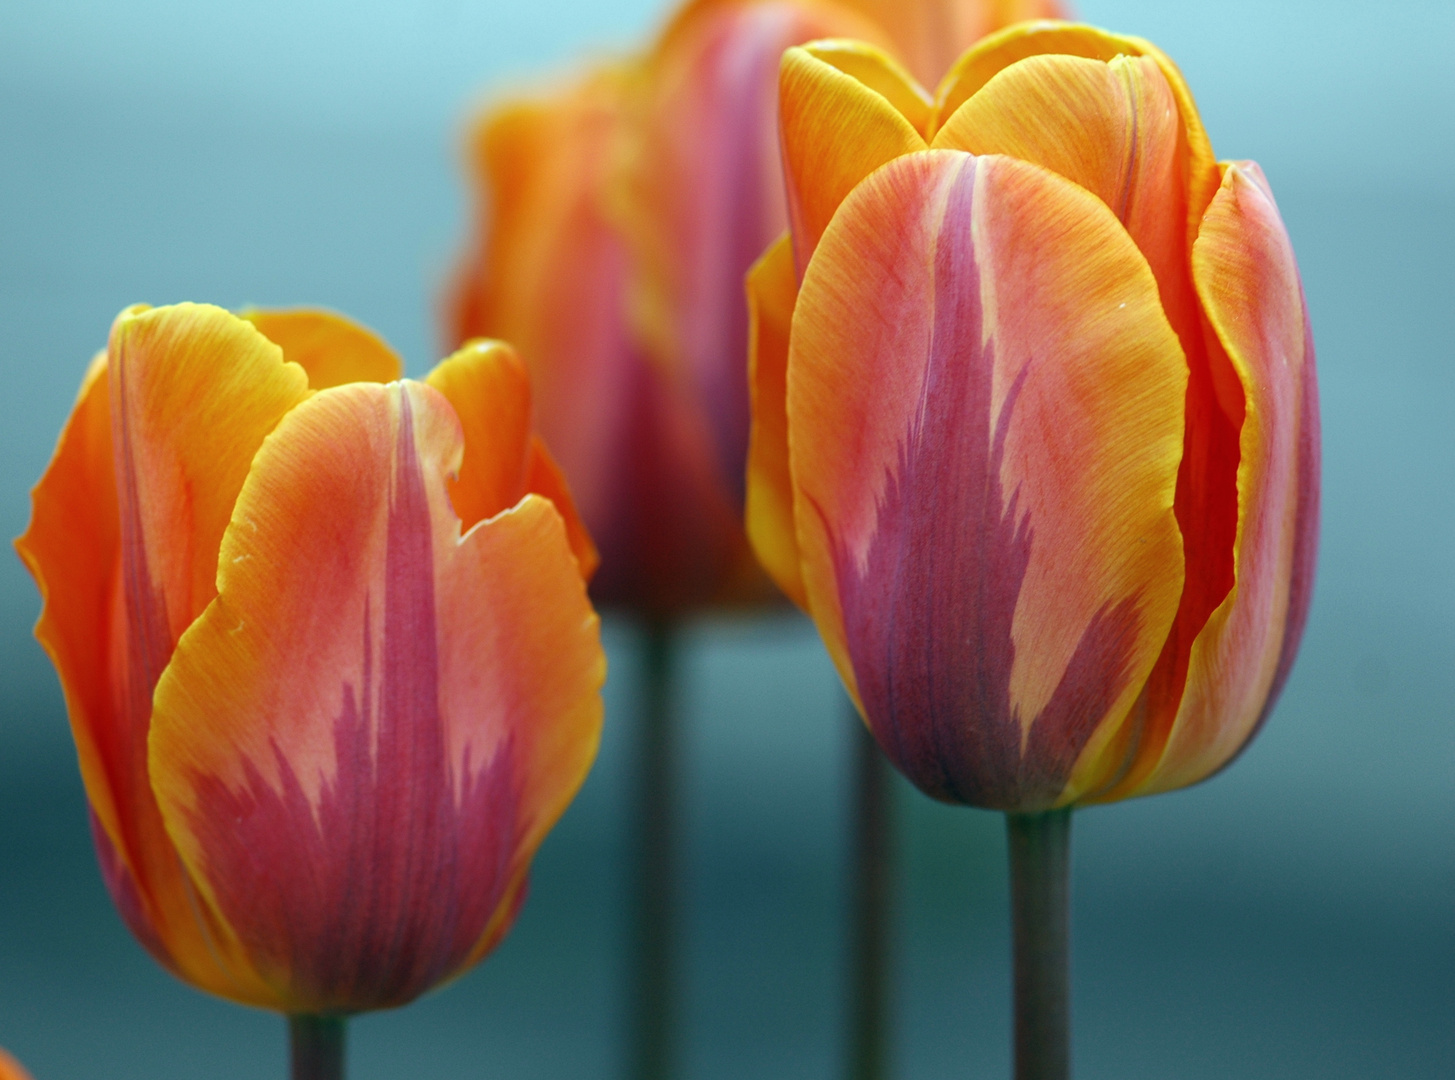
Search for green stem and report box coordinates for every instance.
[628,618,677,1080]
[847,713,893,1080]
[288,1015,345,1080]
[1005,809,1072,1080]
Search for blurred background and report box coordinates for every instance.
[1,0,1451,1076]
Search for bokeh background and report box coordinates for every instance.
[1,0,1452,1076]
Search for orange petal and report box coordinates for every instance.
[424,339,597,578]
[242,308,403,388]
[779,43,928,276]
[831,0,1070,87]
[1117,162,1318,797]
[931,22,1219,234]
[933,54,1193,338]
[744,232,806,608]
[422,340,533,531]
[789,150,1186,809]
[150,381,604,1013]
[14,354,129,916]
[19,304,308,1001]
[796,38,933,133]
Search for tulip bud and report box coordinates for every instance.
[748,24,1320,810]
[17,304,605,1011]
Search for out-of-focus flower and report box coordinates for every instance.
[17,304,604,1011]
[0,1048,33,1080]
[447,0,1063,615]
[747,24,1320,809]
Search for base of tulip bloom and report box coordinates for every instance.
[1006,810,1072,1080]
[289,1015,346,1080]
[627,618,678,1080]
[847,712,893,1080]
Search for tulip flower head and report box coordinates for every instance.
[447,0,1064,615]
[747,23,1320,810]
[17,305,604,1012]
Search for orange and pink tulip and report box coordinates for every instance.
[17,304,604,1012]
[447,0,1063,614]
[747,23,1320,809]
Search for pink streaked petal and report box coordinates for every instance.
[790,151,1186,809]
[150,381,603,1012]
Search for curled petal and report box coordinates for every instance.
[1116,162,1319,797]
[744,232,805,607]
[242,308,403,389]
[790,151,1187,809]
[240,308,401,390]
[424,338,597,577]
[149,381,604,1012]
[779,43,928,275]
[15,356,131,925]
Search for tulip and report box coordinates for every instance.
[17,304,604,1073]
[747,23,1319,1077]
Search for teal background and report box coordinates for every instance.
[1,0,1452,1075]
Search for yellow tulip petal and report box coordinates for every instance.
[931,22,1218,231]
[934,54,1193,335]
[242,308,403,388]
[798,38,933,134]
[744,232,805,608]
[780,44,928,275]
[790,150,1186,809]
[832,0,1070,87]
[150,381,604,1012]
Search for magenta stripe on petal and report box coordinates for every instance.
[187,391,520,1009]
[831,160,1142,810]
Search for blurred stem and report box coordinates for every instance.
[289,1015,345,1080]
[1005,809,1072,1080]
[847,712,893,1080]
[628,617,677,1080]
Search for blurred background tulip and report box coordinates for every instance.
[2,1,1452,1078]
[750,23,1318,1076]
[16,304,604,1071]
